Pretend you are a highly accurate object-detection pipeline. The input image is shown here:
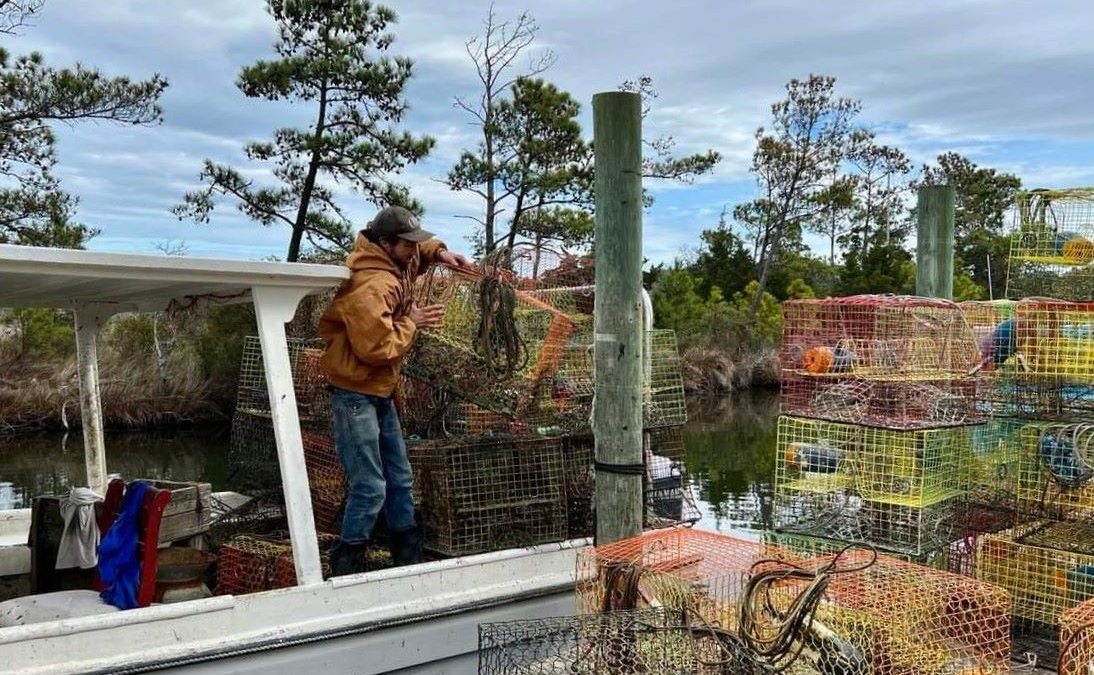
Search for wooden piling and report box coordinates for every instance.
[592,91,644,544]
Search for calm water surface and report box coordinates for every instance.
[0,391,780,536]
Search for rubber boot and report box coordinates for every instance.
[329,539,368,577]
[388,526,422,567]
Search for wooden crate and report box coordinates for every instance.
[143,480,212,544]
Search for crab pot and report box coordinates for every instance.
[774,415,972,510]
[233,336,330,422]
[780,372,979,430]
[1008,189,1094,266]
[1015,300,1094,384]
[1010,300,1094,422]
[404,268,575,416]
[552,328,688,431]
[773,488,964,558]
[968,418,1023,512]
[1015,422,1094,521]
[477,608,746,675]
[299,430,346,535]
[762,531,956,571]
[779,296,981,430]
[228,336,336,507]
[977,520,1094,626]
[215,533,335,596]
[407,436,567,556]
[576,528,1011,675]
[1007,258,1094,302]
[1060,597,1094,675]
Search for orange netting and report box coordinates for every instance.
[1060,597,1094,675]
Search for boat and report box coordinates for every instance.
[0,243,594,674]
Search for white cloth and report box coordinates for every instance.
[55,487,103,570]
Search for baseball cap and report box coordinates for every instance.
[367,206,434,243]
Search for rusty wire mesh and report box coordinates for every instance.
[404,263,575,416]
[1060,597,1094,675]
[407,436,568,556]
[780,295,982,430]
[574,528,1011,674]
[215,533,337,595]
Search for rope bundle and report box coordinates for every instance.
[474,248,528,378]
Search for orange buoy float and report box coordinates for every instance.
[803,346,834,374]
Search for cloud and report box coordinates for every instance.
[8,0,1094,265]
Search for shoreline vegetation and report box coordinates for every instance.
[0,299,775,434]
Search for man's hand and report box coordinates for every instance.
[437,249,474,271]
[409,304,445,330]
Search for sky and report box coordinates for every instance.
[11,0,1094,264]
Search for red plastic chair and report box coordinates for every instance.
[96,479,172,609]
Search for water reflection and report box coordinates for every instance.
[0,427,229,501]
[684,389,779,537]
[0,392,781,539]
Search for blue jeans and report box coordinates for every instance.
[330,387,416,544]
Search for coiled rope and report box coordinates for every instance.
[737,543,877,673]
[474,248,528,377]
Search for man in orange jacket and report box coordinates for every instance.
[319,206,471,575]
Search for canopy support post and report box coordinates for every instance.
[73,303,118,495]
[251,285,323,586]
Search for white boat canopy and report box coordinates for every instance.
[0,243,348,585]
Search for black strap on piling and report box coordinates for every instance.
[593,460,646,476]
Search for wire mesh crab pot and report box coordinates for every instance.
[762,531,958,571]
[550,328,688,430]
[1014,421,1094,521]
[977,519,1094,626]
[234,337,330,422]
[1015,300,1094,384]
[968,418,1023,513]
[1060,596,1094,675]
[1007,258,1094,302]
[1012,301,1094,422]
[774,416,972,511]
[407,436,567,556]
[1009,189,1094,267]
[773,489,963,558]
[575,528,1011,675]
[477,608,750,675]
[562,429,700,539]
[781,372,979,430]
[215,533,336,595]
[960,300,1020,417]
[405,267,576,416]
[780,296,982,430]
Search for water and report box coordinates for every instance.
[0,427,230,503]
[685,389,778,536]
[0,391,781,536]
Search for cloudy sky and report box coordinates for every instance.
[12,0,1094,263]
